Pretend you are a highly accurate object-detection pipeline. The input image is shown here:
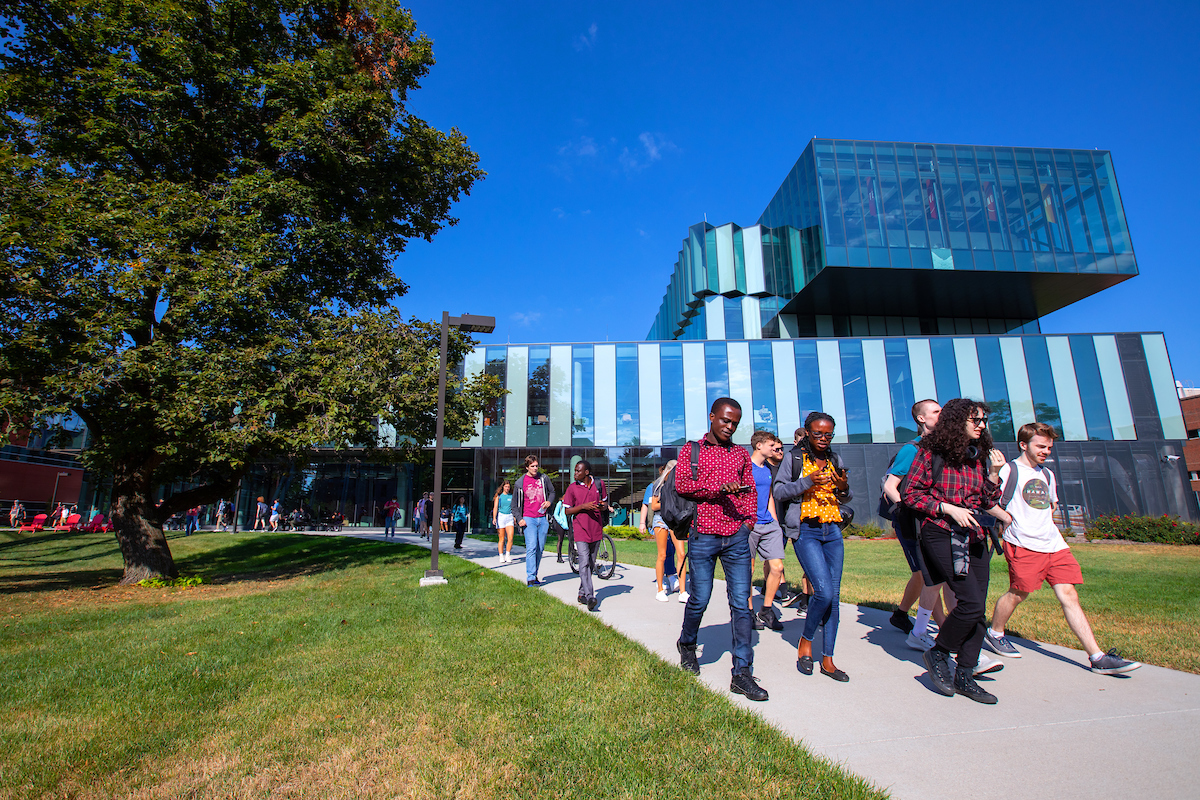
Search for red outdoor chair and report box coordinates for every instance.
[53,513,82,532]
[17,514,47,533]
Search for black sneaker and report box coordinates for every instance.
[889,609,914,634]
[756,609,784,631]
[783,590,807,609]
[954,666,998,704]
[794,594,810,616]
[577,595,587,605]
[587,597,598,612]
[730,671,768,701]
[923,648,955,696]
[677,641,700,675]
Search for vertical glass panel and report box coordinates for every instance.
[838,340,872,443]
[897,143,928,249]
[1074,151,1110,254]
[1142,334,1188,439]
[794,340,822,422]
[838,141,867,264]
[1094,336,1136,440]
[929,338,960,404]
[727,342,753,445]
[1016,148,1051,253]
[615,344,640,446]
[816,141,846,247]
[772,341,801,440]
[526,346,551,447]
[705,228,719,290]
[857,142,885,247]
[660,343,686,445]
[995,147,1029,252]
[916,144,945,248]
[704,341,729,413]
[975,146,1009,251]
[549,345,573,446]
[1055,151,1090,255]
[956,146,990,250]
[504,347,529,448]
[1069,335,1112,440]
[637,344,662,446]
[1045,337,1088,441]
[572,345,595,446]
[938,145,968,249]
[749,342,778,435]
[876,142,907,248]
[733,227,747,294]
[885,339,917,441]
[1092,152,1131,254]
[483,346,507,447]
[1023,337,1063,437]
[724,296,744,339]
[976,338,1015,441]
[1034,149,1069,254]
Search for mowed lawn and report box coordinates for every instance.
[609,535,1200,674]
[0,529,884,800]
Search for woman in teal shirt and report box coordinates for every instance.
[492,480,515,563]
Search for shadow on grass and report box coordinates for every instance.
[0,567,126,593]
[175,534,430,584]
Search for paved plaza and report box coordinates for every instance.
[313,528,1200,800]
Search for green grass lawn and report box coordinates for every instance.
[608,535,1200,674]
[0,529,884,799]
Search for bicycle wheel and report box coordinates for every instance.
[594,533,616,580]
[568,534,580,574]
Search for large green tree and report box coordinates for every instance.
[0,0,500,582]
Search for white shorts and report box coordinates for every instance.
[497,512,514,528]
[270,513,281,523]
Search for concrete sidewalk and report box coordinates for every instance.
[320,527,1200,800]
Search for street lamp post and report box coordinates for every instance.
[421,312,495,587]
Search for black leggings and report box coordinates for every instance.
[453,520,467,547]
[919,522,991,669]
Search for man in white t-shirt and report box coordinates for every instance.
[983,422,1140,675]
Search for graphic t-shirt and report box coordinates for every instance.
[752,462,774,523]
[999,461,1065,553]
[498,494,512,516]
[522,474,546,518]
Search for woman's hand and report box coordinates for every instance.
[988,448,1006,481]
[941,503,980,530]
[810,471,833,486]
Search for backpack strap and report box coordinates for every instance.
[998,466,1018,510]
[690,439,700,479]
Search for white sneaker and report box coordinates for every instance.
[656,590,669,602]
[678,591,690,604]
[974,652,1004,676]
[906,631,936,651]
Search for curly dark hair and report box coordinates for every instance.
[919,398,993,466]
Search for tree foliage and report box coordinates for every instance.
[0,0,500,581]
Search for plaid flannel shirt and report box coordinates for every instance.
[902,446,1001,541]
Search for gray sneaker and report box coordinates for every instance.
[982,632,1021,657]
[1090,649,1141,675]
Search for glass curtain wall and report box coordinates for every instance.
[571,346,594,446]
[527,346,550,447]
[483,347,507,446]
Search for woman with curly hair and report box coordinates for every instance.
[773,411,853,682]
[902,398,1007,704]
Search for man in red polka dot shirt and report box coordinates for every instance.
[674,398,767,702]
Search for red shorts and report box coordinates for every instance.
[1003,541,1083,593]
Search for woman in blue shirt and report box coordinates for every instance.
[492,480,514,563]
[452,496,469,549]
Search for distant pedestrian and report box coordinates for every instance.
[452,496,469,549]
[9,500,24,528]
[254,497,269,531]
[748,431,786,632]
[563,460,608,611]
[774,412,852,683]
[513,455,556,586]
[492,480,515,562]
[383,496,400,539]
[642,461,689,603]
[270,499,282,531]
[983,422,1140,675]
[675,398,767,702]
[185,506,200,536]
[214,499,229,532]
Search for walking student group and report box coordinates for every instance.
[495,395,1141,706]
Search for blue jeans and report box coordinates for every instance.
[384,515,396,536]
[795,522,844,656]
[523,516,549,580]
[678,526,754,675]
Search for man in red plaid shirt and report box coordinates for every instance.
[674,398,768,702]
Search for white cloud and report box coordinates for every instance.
[512,311,542,326]
[619,132,677,173]
[553,207,565,219]
[573,23,597,51]
[557,135,597,158]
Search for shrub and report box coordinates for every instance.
[844,522,889,540]
[604,525,650,540]
[1085,514,1200,546]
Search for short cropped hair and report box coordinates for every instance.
[912,399,939,424]
[750,430,775,449]
[793,427,805,443]
[1017,421,1058,445]
[523,454,539,468]
[577,459,592,474]
[711,396,741,414]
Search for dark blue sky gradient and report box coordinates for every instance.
[393,1,1200,382]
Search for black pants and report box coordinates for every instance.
[453,520,466,547]
[919,522,991,669]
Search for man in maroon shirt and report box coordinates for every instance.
[674,397,767,702]
[563,460,608,611]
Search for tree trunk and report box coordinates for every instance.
[110,484,178,585]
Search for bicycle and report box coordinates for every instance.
[567,530,617,580]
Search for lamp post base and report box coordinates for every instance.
[419,570,448,587]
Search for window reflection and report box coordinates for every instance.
[724,297,744,339]
[929,338,960,404]
[571,346,594,446]
[615,345,640,446]
[885,339,917,440]
[976,338,1014,441]
[704,342,729,412]
[1069,335,1113,440]
[794,340,822,425]
[483,346,506,447]
[527,346,550,447]
[749,342,778,435]
[660,343,686,445]
[839,340,872,443]
[1022,337,1063,438]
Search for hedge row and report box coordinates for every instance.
[1085,514,1200,546]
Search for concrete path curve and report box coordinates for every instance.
[313,528,1200,799]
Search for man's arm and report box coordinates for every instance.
[674,443,720,500]
[883,474,902,504]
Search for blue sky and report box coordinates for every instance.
[394,0,1200,382]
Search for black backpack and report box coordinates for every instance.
[659,440,702,539]
[892,452,944,541]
